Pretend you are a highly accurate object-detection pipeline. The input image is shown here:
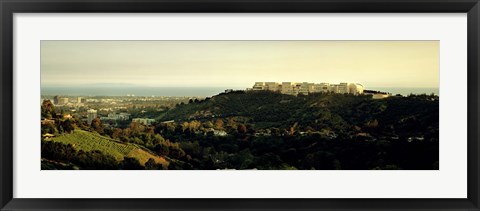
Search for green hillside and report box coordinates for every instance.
[159,91,438,137]
[48,130,168,166]
[151,91,439,170]
[41,91,439,170]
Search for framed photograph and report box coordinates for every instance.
[1,0,479,210]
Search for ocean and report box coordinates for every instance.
[41,86,439,97]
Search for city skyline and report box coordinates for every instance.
[41,40,439,88]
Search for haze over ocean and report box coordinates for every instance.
[41,86,240,97]
[42,41,439,98]
[41,86,439,97]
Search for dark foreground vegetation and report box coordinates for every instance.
[41,91,439,170]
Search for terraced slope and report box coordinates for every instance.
[49,130,168,166]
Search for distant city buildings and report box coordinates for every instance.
[109,112,131,120]
[100,112,131,121]
[87,109,97,123]
[49,95,90,106]
[248,82,365,96]
[52,96,71,105]
[53,96,59,105]
[58,97,69,105]
[132,118,155,125]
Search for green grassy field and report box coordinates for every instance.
[48,130,168,166]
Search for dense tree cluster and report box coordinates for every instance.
[155,91,438,170]
[41,140,163,170]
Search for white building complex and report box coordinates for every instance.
[100,112,131,121]
[110,113,130,120]
[132,118,155,125]
[249,82,364,96]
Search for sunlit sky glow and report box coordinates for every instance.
[41,41,439,88]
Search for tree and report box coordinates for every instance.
[181,122,190,132]
[91,117,104,134]
[189,120,201,131]
[122,128,132,138]
[227,118,236,128]
[58,125,64,134]
[289,126,295,136]
[152,134,165,145]
[203,121,214,128]
[129,121,144,135]
[214,119,224,129]
[61,119,75,133]
[366,119,379,128]
[154,144,170,156]
[131,137,144,145]
[145,127,155,135]
[237,124,247,134]
[41,122,57,135]
[41,100,55,119]
[145,158,163,170]
[169,145,186,159]
[333,159,342,170]
[112,128,122,139]
[246,124,256,134]
[121,157,144,170]
[289,122,298,136]
[302,154,315,169]
[75,150,119,170]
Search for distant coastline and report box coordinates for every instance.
[41,86,238,97]
[41,86,439,97]
[368,87,439,96]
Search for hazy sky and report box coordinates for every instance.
[41,41,439,88]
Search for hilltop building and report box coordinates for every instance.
[249,82,364,96]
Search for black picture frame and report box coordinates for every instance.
[1,0,479,210]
